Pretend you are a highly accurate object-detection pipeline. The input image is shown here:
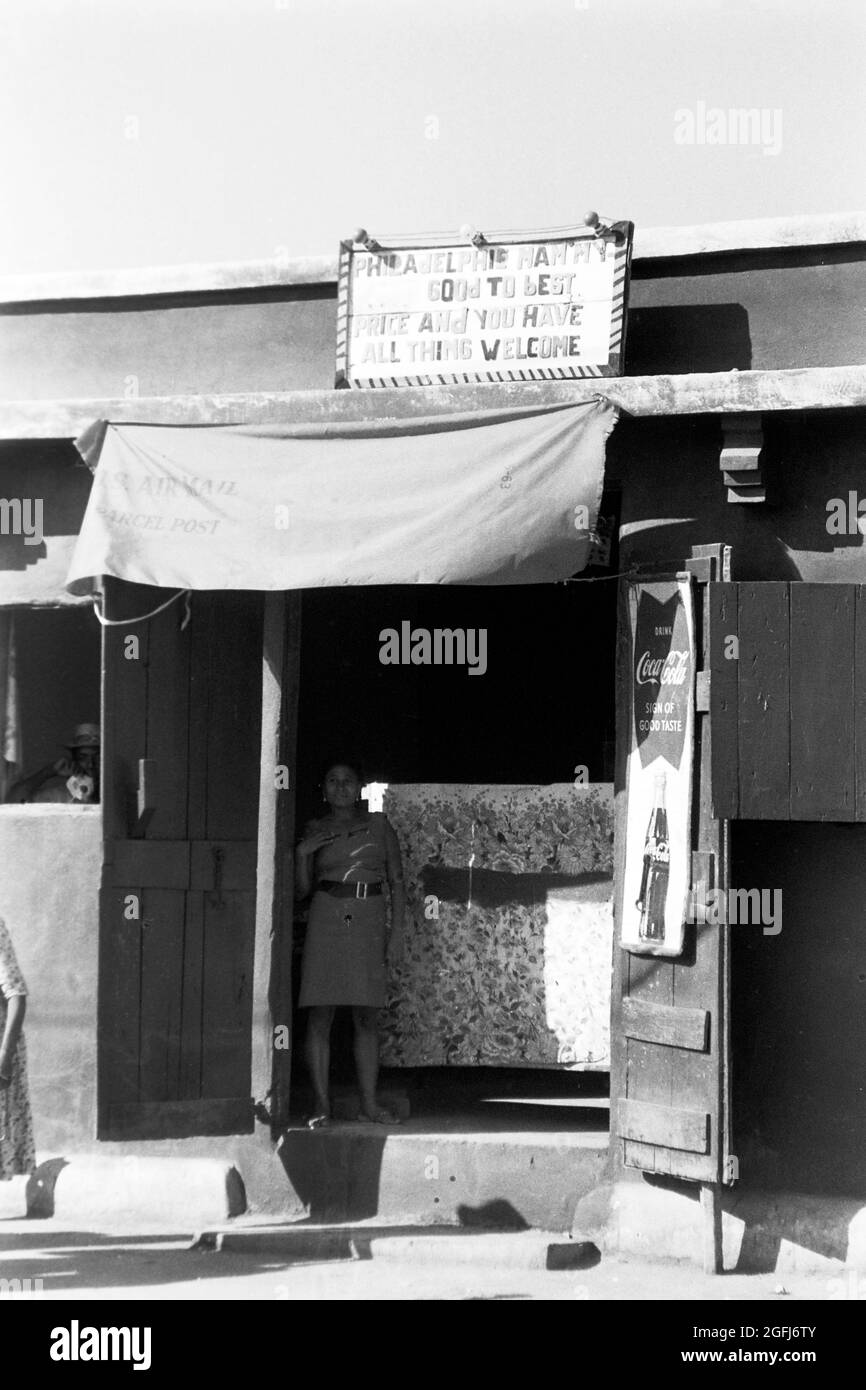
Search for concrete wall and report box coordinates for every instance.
[0,811,301,1214]
[1,243,863,403]
[627,248,866,373]
[0,807,101,1152]
[612,408,866,584]
[0,446,103,1158]
[2,238,864,1199]
[0,289,337,400]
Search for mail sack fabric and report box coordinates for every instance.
[67,399,616,593]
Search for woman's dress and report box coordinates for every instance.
[299,812,389,1008]
[0,918,35,1179]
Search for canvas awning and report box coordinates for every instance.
[67,398,617,594]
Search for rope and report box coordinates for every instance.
[92,588,192,628]
[561,565,641,584]
[367,220,616,243]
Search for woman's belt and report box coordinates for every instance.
[317,880,384,899]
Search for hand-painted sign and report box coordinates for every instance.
[337,224,633,388]
[621,575,695,956]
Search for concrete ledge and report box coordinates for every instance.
[276,1125,607,1231]
[2,210,862,303]
[6,363,866,441]
[30,1156,246,1227]
[575,1179,866,1273]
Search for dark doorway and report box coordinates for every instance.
[291,570,617,1121]
[733,820,866,1194]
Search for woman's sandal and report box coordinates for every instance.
[305,1113,332,1130]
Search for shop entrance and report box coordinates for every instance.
[290,570,618,1126]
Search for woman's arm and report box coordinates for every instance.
[0,994,25,1085]
[294,822,317,899]
[294,820,337,899]
[383,817,406,963]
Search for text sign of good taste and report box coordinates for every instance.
[340,230,632,385]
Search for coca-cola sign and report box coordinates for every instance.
[632,588,693,771]
[622,577,696,957]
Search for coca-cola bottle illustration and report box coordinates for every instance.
[636,771,670,941]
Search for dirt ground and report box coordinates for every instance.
[0,1219,859,1302]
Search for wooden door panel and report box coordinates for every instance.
[187,603,212,843]
[99,886,142,1114]
[618,1097,710,1153]
[179,893,205,1100]
[99,583,263,1140]
[857,585,866,822]
[189,840,258,891]
[711,582,864,821]
[622,997,709,1051]
[709,583,739,820]
[200,892,255,1099]
[200,598,262,843]
[138,888,186,1101]
[790,584,855,820]
[106,1098,254,1142]
[737,581,790,818]
[144,588,191,839]
[103,581,151,835]
[108,840,190,889]
[107,839,256,891]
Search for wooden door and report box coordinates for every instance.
[611,546,734,1209]
[710,582,865,821]
[98,580,264,1140]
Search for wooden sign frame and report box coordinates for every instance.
[336,222,634,389]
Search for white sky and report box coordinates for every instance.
[0,0,863,274]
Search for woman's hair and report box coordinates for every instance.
[318,757,364,787]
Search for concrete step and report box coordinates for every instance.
[293,1081,412,1122]
[576,1179,866,1274]
[275,1116,608,1232]
[191,1220,600,1270]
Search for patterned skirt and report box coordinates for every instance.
[299,890,387,1008]
[0,1032,35,1180]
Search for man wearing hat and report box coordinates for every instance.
[6,723,100,804]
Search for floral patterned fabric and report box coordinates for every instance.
[0,917,35,1178]
[380,784,614,1069]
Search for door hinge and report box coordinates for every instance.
[723,1154,740,1185]
[695,670,711,712]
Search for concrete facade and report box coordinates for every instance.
[1,215,864,1221]
[0,809,101,1150]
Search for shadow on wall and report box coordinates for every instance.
[0,442,91,575]
[733,821,866,1199]
[610,410,866,584]
[626,303,752,376]
[277,1129,387,1223]
[762,410,866,566]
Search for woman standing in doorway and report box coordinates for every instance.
[295,761,405,1128]
[0,917,35,1181]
